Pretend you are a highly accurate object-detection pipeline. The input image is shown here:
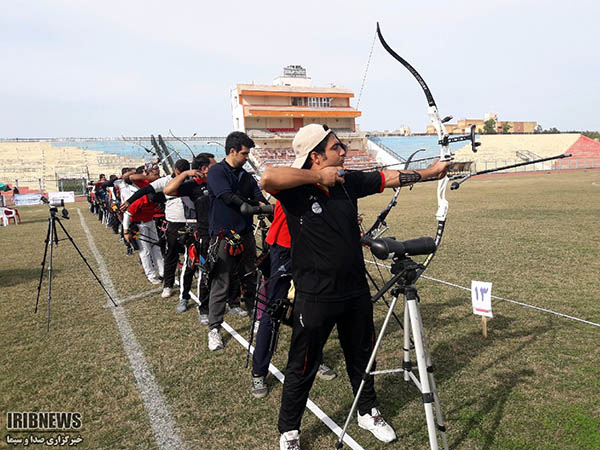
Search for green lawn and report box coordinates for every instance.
[1,170,599,449]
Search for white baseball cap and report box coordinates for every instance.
[291,124,333,168]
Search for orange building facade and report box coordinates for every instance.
[231,66,361,137]
[231,66,373,169]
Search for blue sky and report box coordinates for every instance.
[1,0,598,137]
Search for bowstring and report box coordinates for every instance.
[356,29,377,110]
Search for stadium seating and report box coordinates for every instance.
[452,134,590,172]
[267,128,297,133]
[554,135,600,169]
[251,146,379,172]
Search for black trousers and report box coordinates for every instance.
[252,244,291,377]
[164,222,186,289]
[180,236,209,315]
[208,231,257,330]
[277,294,378,433]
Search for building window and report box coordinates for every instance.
[292,97,332,108]
[308,97,332,108]
[292,97,307,106]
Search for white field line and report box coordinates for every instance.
[77,209,185,450]
[365,259,600,328]
[184,287,365,450]
[102,287,163,308]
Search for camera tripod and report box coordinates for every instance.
[35,204,118,330]
[336,249,448,450]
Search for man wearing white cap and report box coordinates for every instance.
[261,124,450,449]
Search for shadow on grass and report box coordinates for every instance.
[446,368,536,450]
[439,315,554,449]
[0,267,60,287]
[18,218,52,225]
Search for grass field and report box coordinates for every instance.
[1,170,599,449]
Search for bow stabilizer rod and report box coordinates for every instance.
[151,134,171,175]
[158,134,179,171]
[449,153,573,190]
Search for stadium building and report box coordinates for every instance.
[231,65,378,170]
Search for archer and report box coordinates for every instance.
[261,123,449,449]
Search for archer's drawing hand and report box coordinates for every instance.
[428,159,452,179]
[318,166,345,187]
[184,170,203,178]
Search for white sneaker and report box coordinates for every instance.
[357,407,396,443]
[251,375,268,398]
[317,363,337,381]
[279,430,300,450]
[161,287,173,298]
[176,297,188,314]
[148,276,162,285]
[207,328,224,351]
[198,313,209,326]
[227,306,248,317]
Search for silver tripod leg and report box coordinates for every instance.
[404,286,448,450]
[336,283,448,450]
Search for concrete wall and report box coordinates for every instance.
[246,117,294,129]
[231,87,245,131]
[303,117,354,130]
[366,139,403,167]
[331,97,350,107]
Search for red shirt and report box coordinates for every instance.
[128,195,157,223]
[265,201,291,248]
[134,179,151,189]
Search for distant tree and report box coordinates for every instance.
[582,131,600,140]
[544,127,560,134]
[483,119,497,134]
[534,124,543,134]
[501,122,512,134]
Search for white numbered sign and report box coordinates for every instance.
[471,280,493,318]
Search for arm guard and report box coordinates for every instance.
[122,212,132,231]
[398,170,422,186]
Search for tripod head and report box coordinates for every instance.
[41,196,69,219]
[362,235,435,294]
[240,203,275,216]
[361,235,435,260]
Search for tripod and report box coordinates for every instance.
[35,205,118,330]
[336,253,448,450]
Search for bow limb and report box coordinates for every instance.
[376,22,452,274]
[169,129,196,159]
